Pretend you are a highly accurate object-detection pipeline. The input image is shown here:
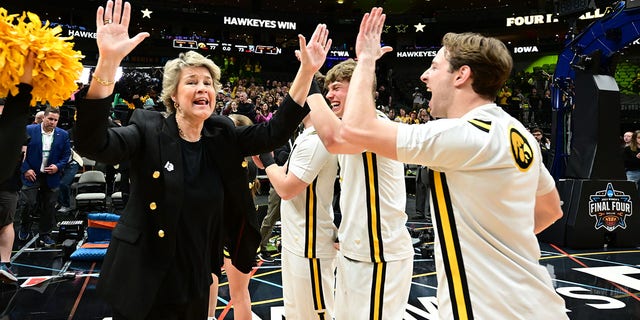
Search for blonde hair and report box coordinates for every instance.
[632,130,640,152]
[441,32,513,100]
[324,59,376,98]
[228,114,253,127]
[160,51,222,113]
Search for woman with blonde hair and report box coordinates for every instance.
[73,1,326,318]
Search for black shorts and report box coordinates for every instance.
[0,191,18,227]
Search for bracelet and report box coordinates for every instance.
[92,75,115,86]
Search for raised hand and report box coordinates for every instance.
[296,24,332,75]
[355,7,392,61]
[95,0,149,64]
[19,51,35,85]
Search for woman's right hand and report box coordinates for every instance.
[95,0,149,65]
[19,51,35,86]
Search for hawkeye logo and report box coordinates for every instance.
[588,183,632,232]
[509,126,534,171]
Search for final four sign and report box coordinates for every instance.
[588,183,633,232]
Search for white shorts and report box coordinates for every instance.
[334,252,413,320]
[282,247,336,320]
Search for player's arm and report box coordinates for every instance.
[264,163,308,200]
[252,155,308,200]
[340,8,399,160]
[287,24,331,107]
[306,94,364,154]
[533,188,563,234]
[297,26,364,155]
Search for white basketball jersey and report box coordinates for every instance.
[396,104,568,319]
[338,111,414,263]
[281,126,339,259]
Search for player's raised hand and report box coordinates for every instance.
[356,7,392,61]
[296,24,332,74]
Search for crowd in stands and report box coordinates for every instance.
[21,64,563,202]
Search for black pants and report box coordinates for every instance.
[259,186,281,251]
[112,295,209,320]
[415,166,431,221]
[19,175,58,235]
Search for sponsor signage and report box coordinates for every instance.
[396,50,438,58]
[329,50,351,58]
[512,45,540,54]
[67,28,97,39]
[223,16,296,30]
[506,9,606,27]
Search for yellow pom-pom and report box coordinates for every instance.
[0,8,23,98]
[0,10,84,107]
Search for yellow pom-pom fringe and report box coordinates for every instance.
[0,9,84,107]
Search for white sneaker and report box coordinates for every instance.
[58,206,72,213]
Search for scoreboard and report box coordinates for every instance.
[172,39,282,55]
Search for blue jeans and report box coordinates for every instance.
[58,161,80,208]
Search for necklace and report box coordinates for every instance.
[177,122,202,142]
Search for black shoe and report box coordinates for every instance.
[258,251,274,262]
[38,234,56,248]
[18,227,31,241]
[0,263,17,283]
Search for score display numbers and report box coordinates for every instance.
[172,39,282,55]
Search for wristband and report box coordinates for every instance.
[259,153,276,168]
[308,79,321,97]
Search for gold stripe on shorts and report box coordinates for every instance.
[369,261,386,320]
[308,258,327,312]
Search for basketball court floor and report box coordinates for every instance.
[1,196,639,319]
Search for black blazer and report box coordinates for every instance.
[74,94,308,319]
[0,83,31,181]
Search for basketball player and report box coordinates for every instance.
[302,30,414,320]
[254,26,339,319]
[338,8,568,319]
[254,112,338,319]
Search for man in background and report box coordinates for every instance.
[18,107,71,247]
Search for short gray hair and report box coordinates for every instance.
[160,51,222,113]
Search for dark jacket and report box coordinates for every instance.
[0,83,31,181]
[0,157,23,192]
[623,146,640,171]
[74,94,307,319]
[22,123,71,188]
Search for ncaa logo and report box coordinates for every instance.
[588,183,633,232]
